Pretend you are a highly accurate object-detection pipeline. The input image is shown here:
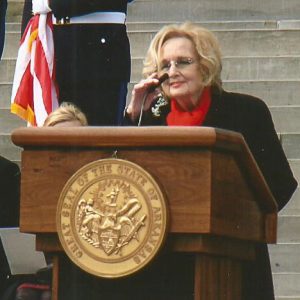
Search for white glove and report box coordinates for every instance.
[32,0,52,15]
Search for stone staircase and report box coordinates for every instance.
[2,0,300,298]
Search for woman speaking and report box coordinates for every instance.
[124,22,297,299]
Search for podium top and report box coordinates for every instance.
[12,126,245,149]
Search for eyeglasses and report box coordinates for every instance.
[158,57,195,72]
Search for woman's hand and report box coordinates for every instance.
[126,73,161,122]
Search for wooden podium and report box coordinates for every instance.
[12,126,277,300]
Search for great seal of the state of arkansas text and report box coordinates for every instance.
[56,158,168,278]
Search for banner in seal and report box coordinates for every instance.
[56,158,168,278]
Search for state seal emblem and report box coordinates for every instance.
[56,159,168,278]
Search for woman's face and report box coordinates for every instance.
[159,37,204,110]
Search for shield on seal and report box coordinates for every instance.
[99,228,120,255]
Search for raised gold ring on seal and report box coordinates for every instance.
[56,159,168,278]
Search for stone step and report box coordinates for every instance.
[127,21,279,31]
[2,31,20,59]
[127,20,300,31]
[7,0,300,22]
[0,58,16,83]
[223,56,300,81]
[0,83,12,108]
[127,0,300,22]
[0,109,26,134]
[0,134,22,162]
[280,189,300,216]
[224,81,300,107]
[270,106,300,133]
[270,244,300,274]
[3,55,300,86]
[279,20,300,30]
[275,298,300,300]
[4,28,300,59]
[273,273,300,298]
[277,216,300,243]
[128,29,300,58]
[274,158,299,216]
[290,160,300,181]
[282,134,300,160]
[6,0,24,23]
[5,22,21,32]
[279,159,300,215]
[130,56,300,82]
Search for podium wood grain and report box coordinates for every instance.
[12,127,278,300]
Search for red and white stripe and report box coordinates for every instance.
[11,13,58,126]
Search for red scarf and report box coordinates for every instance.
[166,87,211,126]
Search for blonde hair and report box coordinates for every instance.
[143,22,222,90]
[43,102,88,127]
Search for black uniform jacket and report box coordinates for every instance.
[124,87,298,299]
[22,0,133,32]
[22,0,132,82]
[49,0,132,18]
[21,0,133,125]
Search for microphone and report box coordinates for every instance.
[147,73,169,93]
[137,73,169,126]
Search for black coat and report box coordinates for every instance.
[124,87,298,299]
[0,156,20,228]
[137,88,297,210]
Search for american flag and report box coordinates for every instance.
[11,13,58,126]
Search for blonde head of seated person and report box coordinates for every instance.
[43,102,88,127]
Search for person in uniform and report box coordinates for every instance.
[21,0,134,126]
